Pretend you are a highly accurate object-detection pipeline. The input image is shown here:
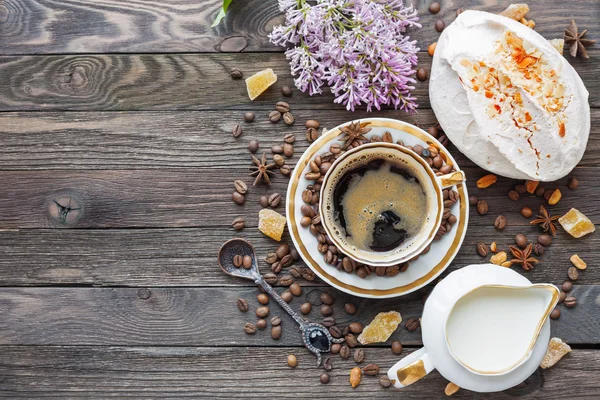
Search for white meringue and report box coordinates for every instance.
[430,10,590,181]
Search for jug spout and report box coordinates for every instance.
[444,283,559,376]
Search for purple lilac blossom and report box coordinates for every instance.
[269,0,421,112]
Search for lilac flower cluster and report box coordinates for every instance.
[269,0,422,112]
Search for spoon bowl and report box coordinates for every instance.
[218,238,260,280]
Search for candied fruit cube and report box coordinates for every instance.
[540,337,571,369]
[258,209,286,241]
[358,311,402,345]
[559,208,595,238]
[246,68,277,100]
[499,3,530,21]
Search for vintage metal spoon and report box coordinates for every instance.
[218,238,343,366]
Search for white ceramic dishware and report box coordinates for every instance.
[387,264,559,392]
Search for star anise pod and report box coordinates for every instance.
[249,153,276,186]
[564,20,596,59]
[530,205,560,236]
[338,121,372,149]
[509,244,539,271]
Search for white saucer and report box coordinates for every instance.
[422,264,550,392]
[286,118,469,298]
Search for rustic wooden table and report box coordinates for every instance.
[0,0,598,398]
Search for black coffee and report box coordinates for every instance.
[332,158,427,252]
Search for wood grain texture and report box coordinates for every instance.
[0,51,598,111]
[1,109,600,170]
[1,0,599,55]
[0,225,598,287]
[0,345,597,399]
[0,285,596,346]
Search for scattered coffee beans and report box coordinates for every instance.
[477,242,488,257]
[417,68,428,81]
[476,200,488,215]
[290,283,302,296]
[256,319,267,330]
[344,303,357,315]
[300,302,312,314]
[538,234,552,246]
[271,316,282,326]
[244,322,256,334]
[320,292,334,305]
[268,193,281,207]
[567,267,579,281]
[232,217,245,230]
[494,215,507,230]
[515,234,527,248]
[263,273,277,285]
[287,354,297,368]
[508,190,520,201]
[564,296,577,308]
[321,305,333,316]
[320,373,330,384]
[248,140,259,153]
[345,334,358,348]
[244,112,255,123]
[283,112,294,125]
[256,306,270,318]
[272,325,282,340]
[435,19,445,32]
[257,293,269,305]
[323,357,333,371]
[281,290,293,303]
[379,376,393,388]
[568,176,579,190]
[269,110,282,123]
[234,180,248,194]
[242,255,252,269]
[259,195,269,208]
[405,318,420,332]
[521,206,533,218]
[237,298,249,312]
[331,343,341,354]
[353,348,365,363]
[562,281,573,292]
[364,364,380,376]
[429,2,440,13]
[232,124,243,138]
[232,192,245,205]
[469,195,478,206]
[340,345,350,359]
[391,341,403,355]
[282,85,292,97]
[550,308,561,320]
[230,68,243,79]
[349,322,364,334]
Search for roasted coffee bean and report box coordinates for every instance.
[279,275,293,286]
[268,193,281,207]
[508,190,520,201]
[300,302,312,314]
[276,101,290,113]
[379,376,393,388]
[521,207,533,218]
[244,322,256,334]
[265,252,278,264]
[345,334,358,348]
[283,112,295,125]
[305,119,320,129]
[242,255,252,269]
[494,215,507,230]
[232,192,245,205]
[256,306,270,318]
[271,325,282,340]
[321,305,333,316]
[344,303,357,315]
[429,1,440,13]
[306,127,319,142]
[256,319,267,330]
[391,341,403,355]
[290,283,302,296]
[234,180,248,194]
[269,110,282,123]
[273,154,285,166]
[287,354,297,368]
[320,292,334,305]
[469,195,478,206]
[354,348,365,363]
[290,248,299,261]
[433,155,443,169]
[300,216,312,227]
[271,316,282,326]
[301,268,316,281]
[340,345,350,359]
[323,357,333,371]
[248,140,259,153]
[280,253,292,267]
[476,200,488,215]
[382,131,393,143]
[559,291,566,303]
[364,364,380,376]
[331,343,341,354]
[533,244,545,256]
[550,308,561,320]
[232,217,245,230]
[435,19,445,32]
[237,298,249,312]
[538,234,552,246]
[405,318,420,332]
[568,267,579,281]
[283,143,294,158]
[535,186,545,197]
[515,234,527,248]
[356,266,368,279]
[244,112,255,122]
[281,290,293,303]
[515,184,527,194]
[320,373,330,384]
[281,135,296,146]
[564,296,577,308]
[259,195,269,208]
[349,322,364,334]
[562,281,573,292]
[230,68,243,79]
[329,326,342,338]
[257,293,269,305]
[544,189,554,201]
[271,145,283,154]
[282,85,292,97]
[417,67,428,81]
[477,243,488,257]
[568,176,579,190]
[274,244,289,259]
[322,317,335,327]
[280,165,291,176]
[263,273,277,284]
[233,254,243,268]
[342,325,350,336]
[232,124,243,138]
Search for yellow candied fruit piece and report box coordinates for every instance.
[245,68,278,100]
[258,209,286,241]
[540,337,571,369]
[559,208,595,238]
[357,311,402,345]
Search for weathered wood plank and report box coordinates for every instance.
[0,345,596,399]
[0,52,597,111]
[1,109,600,169]
[1,0,598,55]
[0,285,596,346]
[0,225,597,287]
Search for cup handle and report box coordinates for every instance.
[436,170,466,189]
[387,347,435,388]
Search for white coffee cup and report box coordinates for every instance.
[319,142,465,267]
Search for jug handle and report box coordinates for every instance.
[387,347,435,388]
[437,170,465,189]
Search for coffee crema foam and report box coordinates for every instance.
[328,155,428,253]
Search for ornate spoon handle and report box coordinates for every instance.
[254,275,307,327]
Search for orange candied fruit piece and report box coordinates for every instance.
[258,209,286,241]
[540,337,571,369]
[559,208,595,238]
[477,173,497,189]
[357,311,402,344]
[245,68,278,100]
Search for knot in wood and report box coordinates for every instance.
[46,190,84,228]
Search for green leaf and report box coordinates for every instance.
[211,0,234,27]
